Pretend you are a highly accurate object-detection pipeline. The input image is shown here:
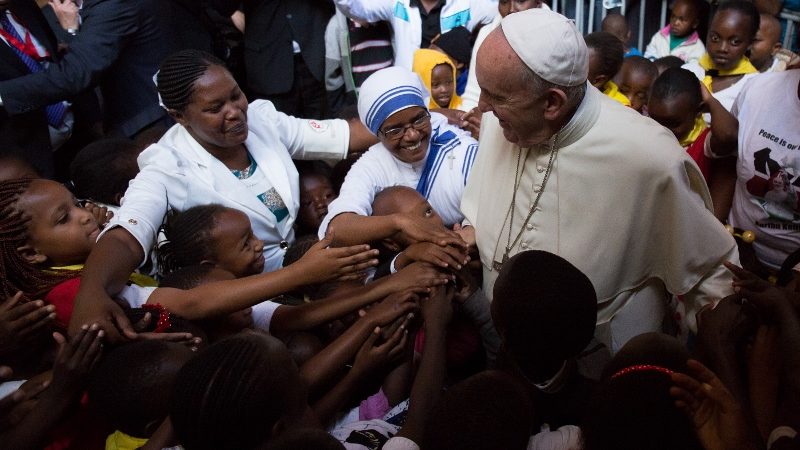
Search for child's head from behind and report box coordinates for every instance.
[750,13,782,71]
[371,186,444,250]
[170,332,309,450]
[581,332,701,450]
[654,55,685,75]
[89,340,194,438]
[618,56,658,112]
[0,179,99,299]
[601,13,630,45]
[648,68,703,142]
[707,0,759,71]
[492,250,597,381]
[159,205,265,278]
[70,138,142,206]
[669,0,699,38]
[584,32,624,89]
[423,370,533,450]
[295,161,336,236]
[0,155,39,182]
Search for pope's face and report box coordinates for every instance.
[476,30,549,147]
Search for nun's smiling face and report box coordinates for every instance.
[378,107,432,164]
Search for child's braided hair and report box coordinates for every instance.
[0,179,77,300]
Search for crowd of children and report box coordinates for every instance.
[1,0,800,449]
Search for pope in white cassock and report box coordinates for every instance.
[460,9,739,352]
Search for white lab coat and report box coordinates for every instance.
[334,0,497,70]
[103,100,350,273]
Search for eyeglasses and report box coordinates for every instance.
[379,111,431,140]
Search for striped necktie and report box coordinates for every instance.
[0,14,66,127]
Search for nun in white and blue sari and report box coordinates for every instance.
[318,66,479,239]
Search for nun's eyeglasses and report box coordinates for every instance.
[379,111,431,140]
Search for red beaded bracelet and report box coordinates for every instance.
[611,364,674,380]
[141,303,171,333]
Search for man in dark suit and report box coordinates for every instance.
[220,0,333,119]
[0,0,65,176]
[0,0,173,143]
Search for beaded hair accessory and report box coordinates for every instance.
[141,303,172,333]
[611,364,674,380]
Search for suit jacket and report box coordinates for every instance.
[240,0,333,95]
[0,0,171,138]
[0,0,58,176]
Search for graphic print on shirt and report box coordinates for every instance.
[745,140,800,225]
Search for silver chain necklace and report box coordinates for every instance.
[492,132,559,272]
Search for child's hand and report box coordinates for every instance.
[726,261,797,318]
[452,223,476,248]
[83,201,113,228]
[459,107,482,139]
[398,242,469,271]
[696,294,757,353]
[0,292,56,357]
[671,359,759,450]
[699,81,713,107]
[361,289,420,328]
[351,318,409,377]
[453,266,478,304]
[49,325,104,396]
[387,262,452,293]
[397,213,466,250]
[421,284,454,333]
[296,233,379,284]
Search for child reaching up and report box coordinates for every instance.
[585,32,629,106]
[0,179,381,333]
[644,0,705,64]
[154,204,449,335]
[412,48,462,111]
[648,68,738,220]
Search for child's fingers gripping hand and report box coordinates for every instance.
[398,213,467,250]
[404,242,468,270]
[390,262,451,291]
[83,202,113,227]
[352,322,409,377]
[364,289,420,328]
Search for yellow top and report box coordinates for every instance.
[105,430,148,450]
[412,48,462,110]
[602,81,631,107]
[698,53,758,91]
[49,264,158,287]
[680,115,708,147]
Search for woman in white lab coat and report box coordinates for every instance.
[69,49,374,341]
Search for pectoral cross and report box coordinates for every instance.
[492,253,509,272]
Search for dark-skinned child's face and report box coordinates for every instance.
[431,63,455,108]
[707,10,754,71]
[298,173,336,234]
[619,65,656,113]
[669,0,698,38]
[648,93,698,143]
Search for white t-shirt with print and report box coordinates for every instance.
[729,69,800,268]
